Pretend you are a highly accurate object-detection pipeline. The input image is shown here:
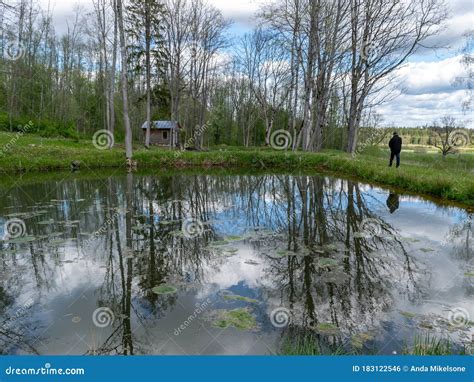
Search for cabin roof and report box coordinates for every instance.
[141,120,181,130]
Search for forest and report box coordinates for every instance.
[0,0,473,370]
[2,0,471,158]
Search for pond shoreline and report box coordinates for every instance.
[0,164,472,211]
[1,145,473,207]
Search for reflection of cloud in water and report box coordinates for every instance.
[198,245,266,296]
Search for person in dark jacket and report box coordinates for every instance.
[388,132,402,168]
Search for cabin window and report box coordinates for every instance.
[163,131,168,140]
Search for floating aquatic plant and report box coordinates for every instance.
[317,258,339,269]
[7,236,37,244]
[213,308,257,330]
[244,259,259,265]
[152,284,178,295]
[351,332,375,350]
[221,292,258,304]
[399,311,417,319]
[314,322,340,335]
[226,235,243,242]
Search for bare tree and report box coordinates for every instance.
[345,0,447,154]
[429,115,463,157]
[240,28,291,146]
[115,0,133,161]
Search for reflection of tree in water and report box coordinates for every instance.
[448,213,473,261]
[447,213,473,295]
[248,176,420,348]
[89,175,225,354]
[0,173,470,355]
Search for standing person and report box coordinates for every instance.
[388,132,402,168]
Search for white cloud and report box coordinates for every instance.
[375,55,472,127]
[397,56,465,95]
[377,90,471,127]
[207,0,261,25]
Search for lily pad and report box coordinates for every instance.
[226,235,243,241]
[419,248,435,253]
[37,219,56,225]
[213,308,257,330]
[402,237,421,243]
[49,239,67,246]
[152,284,178,295]
[222,292,258,304]
[160,220,179,226]
[6,212,28,218]
[399,311,417,319]
[314,322,340,335]
[210,240,229,246]
[244,260,259,265]
[7,236,37,244]
[317,258,339,268]
[419,321,434,329]
[351,331,375,349]
[276,250,297,257]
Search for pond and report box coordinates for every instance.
[0,172,472,355]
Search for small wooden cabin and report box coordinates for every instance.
[141,120,181,147]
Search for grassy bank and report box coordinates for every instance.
[1,132,473,206]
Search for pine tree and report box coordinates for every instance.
[126,0,167,148]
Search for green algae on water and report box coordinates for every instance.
[152,284,178,295]
[213,308,257,330]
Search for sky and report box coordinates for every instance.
[40,0,474,128]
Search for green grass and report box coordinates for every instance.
[403,336,464,356]
[280,333,466,355]
[279,332,347,355]
[0,132,473,206]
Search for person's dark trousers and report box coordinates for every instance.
[389,152,400,167]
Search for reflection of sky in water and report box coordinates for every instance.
[0,175,472,355]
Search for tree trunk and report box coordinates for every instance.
[144,3,151,149]
[116,0,133,160]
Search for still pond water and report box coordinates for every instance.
[0,173,472,355]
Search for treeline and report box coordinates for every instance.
[0,0,453,158]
